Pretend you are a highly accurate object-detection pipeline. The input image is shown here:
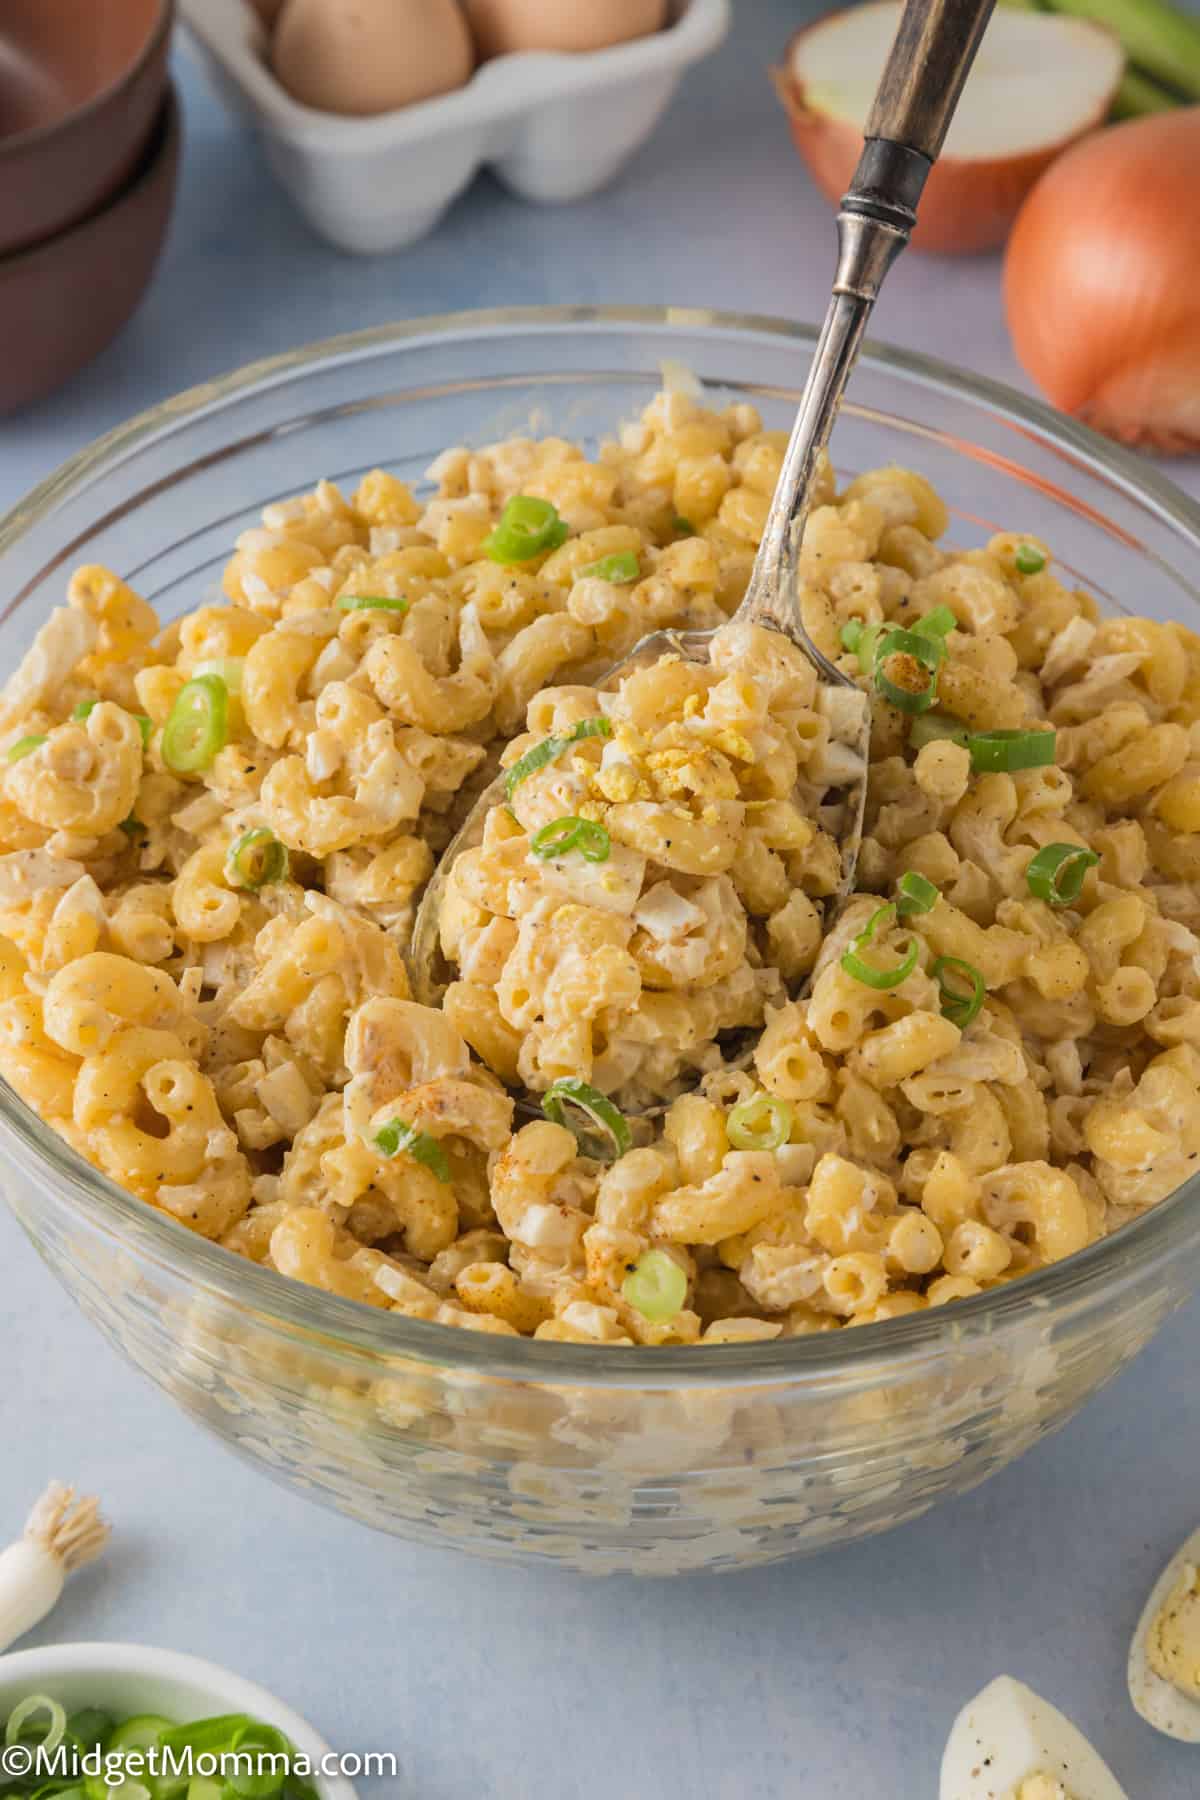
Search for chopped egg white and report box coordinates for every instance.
[532,841,646,915]
[940,1677,1127,1800]
[633,880,706,942]
[658,358,704,399]
[1129,1521,1200,1741]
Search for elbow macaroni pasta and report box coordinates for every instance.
[439,616,849,1107]
[0,384,1197,1341]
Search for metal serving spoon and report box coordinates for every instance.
[410,0,997,1007]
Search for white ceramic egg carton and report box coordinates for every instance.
[180,0,731,254]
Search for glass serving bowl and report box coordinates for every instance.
[3,308,1199,1577]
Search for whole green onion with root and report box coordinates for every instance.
[0,1481,110,1654]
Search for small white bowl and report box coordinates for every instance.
[180,0,731,253]
[0,1643,358,1799]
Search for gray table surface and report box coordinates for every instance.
[3,7,1200,1795]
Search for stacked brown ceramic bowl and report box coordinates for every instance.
[0,0,178,412]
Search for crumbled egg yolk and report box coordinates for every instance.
[644,744,740,803]
[680,696,757,764]
[1012,1778,1077,1800]
[705,725,757,763]
[591,712,753,810]
[1147,1562,1200,1696]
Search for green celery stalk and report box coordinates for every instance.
[1045,0,1200,99]
[1111,65,1184,114]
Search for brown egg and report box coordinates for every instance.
[466,0,668,58]
[272,0,474,115]
[246,0,286,28]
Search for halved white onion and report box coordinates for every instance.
[775,3,1124,255]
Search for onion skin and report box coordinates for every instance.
[1005,110,1200,453]
[773,20,1119,256]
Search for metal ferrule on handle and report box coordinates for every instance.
[836,141,930,299]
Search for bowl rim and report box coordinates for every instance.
[0,84,180,278]
[0,0,173,161]
[3,301,1200,1391]
[0,1641,357,1799]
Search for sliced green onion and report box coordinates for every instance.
[162,674,229,775]
[726,1092,793,1152]
[854,621,885,672]
[229,828,289,891]
[913,604,957,641]
[856,902,895,942]
[967,727,1056,773]
[1026,842,1100,906]
[503,716,612,799]
[192,656,245,695]
[909,712,969,751]
[106,1715,174,1754]
[932,955,985,1028]
[372,1118,451,1183]
[119,816,145,838]
[896,870,940,916]
[622,1249,687,1323]
[86,1781,151,1800]
[6,1695,67,1752]
[336,594,409,614]
[672,515,697,537]
[578,551,639,585]
[65,1709,115,1754]
[6,735,45,762]
[1015,543,1047,575]
[225,1722,293,1798]
[72,699,152,744]
[840,619,865,653]
[568,718,611,743]
[505,739,564,797]
[484,496,569,564]
[158,1715,255,1757]
[840,940,920,991]
[874,627,943,715]
[530,816,611,863]
[542,1077,631,1159]
[840,902,920,991]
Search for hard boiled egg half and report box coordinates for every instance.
[941,1678,1127,1800]
[1128,1520,1200,1740]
